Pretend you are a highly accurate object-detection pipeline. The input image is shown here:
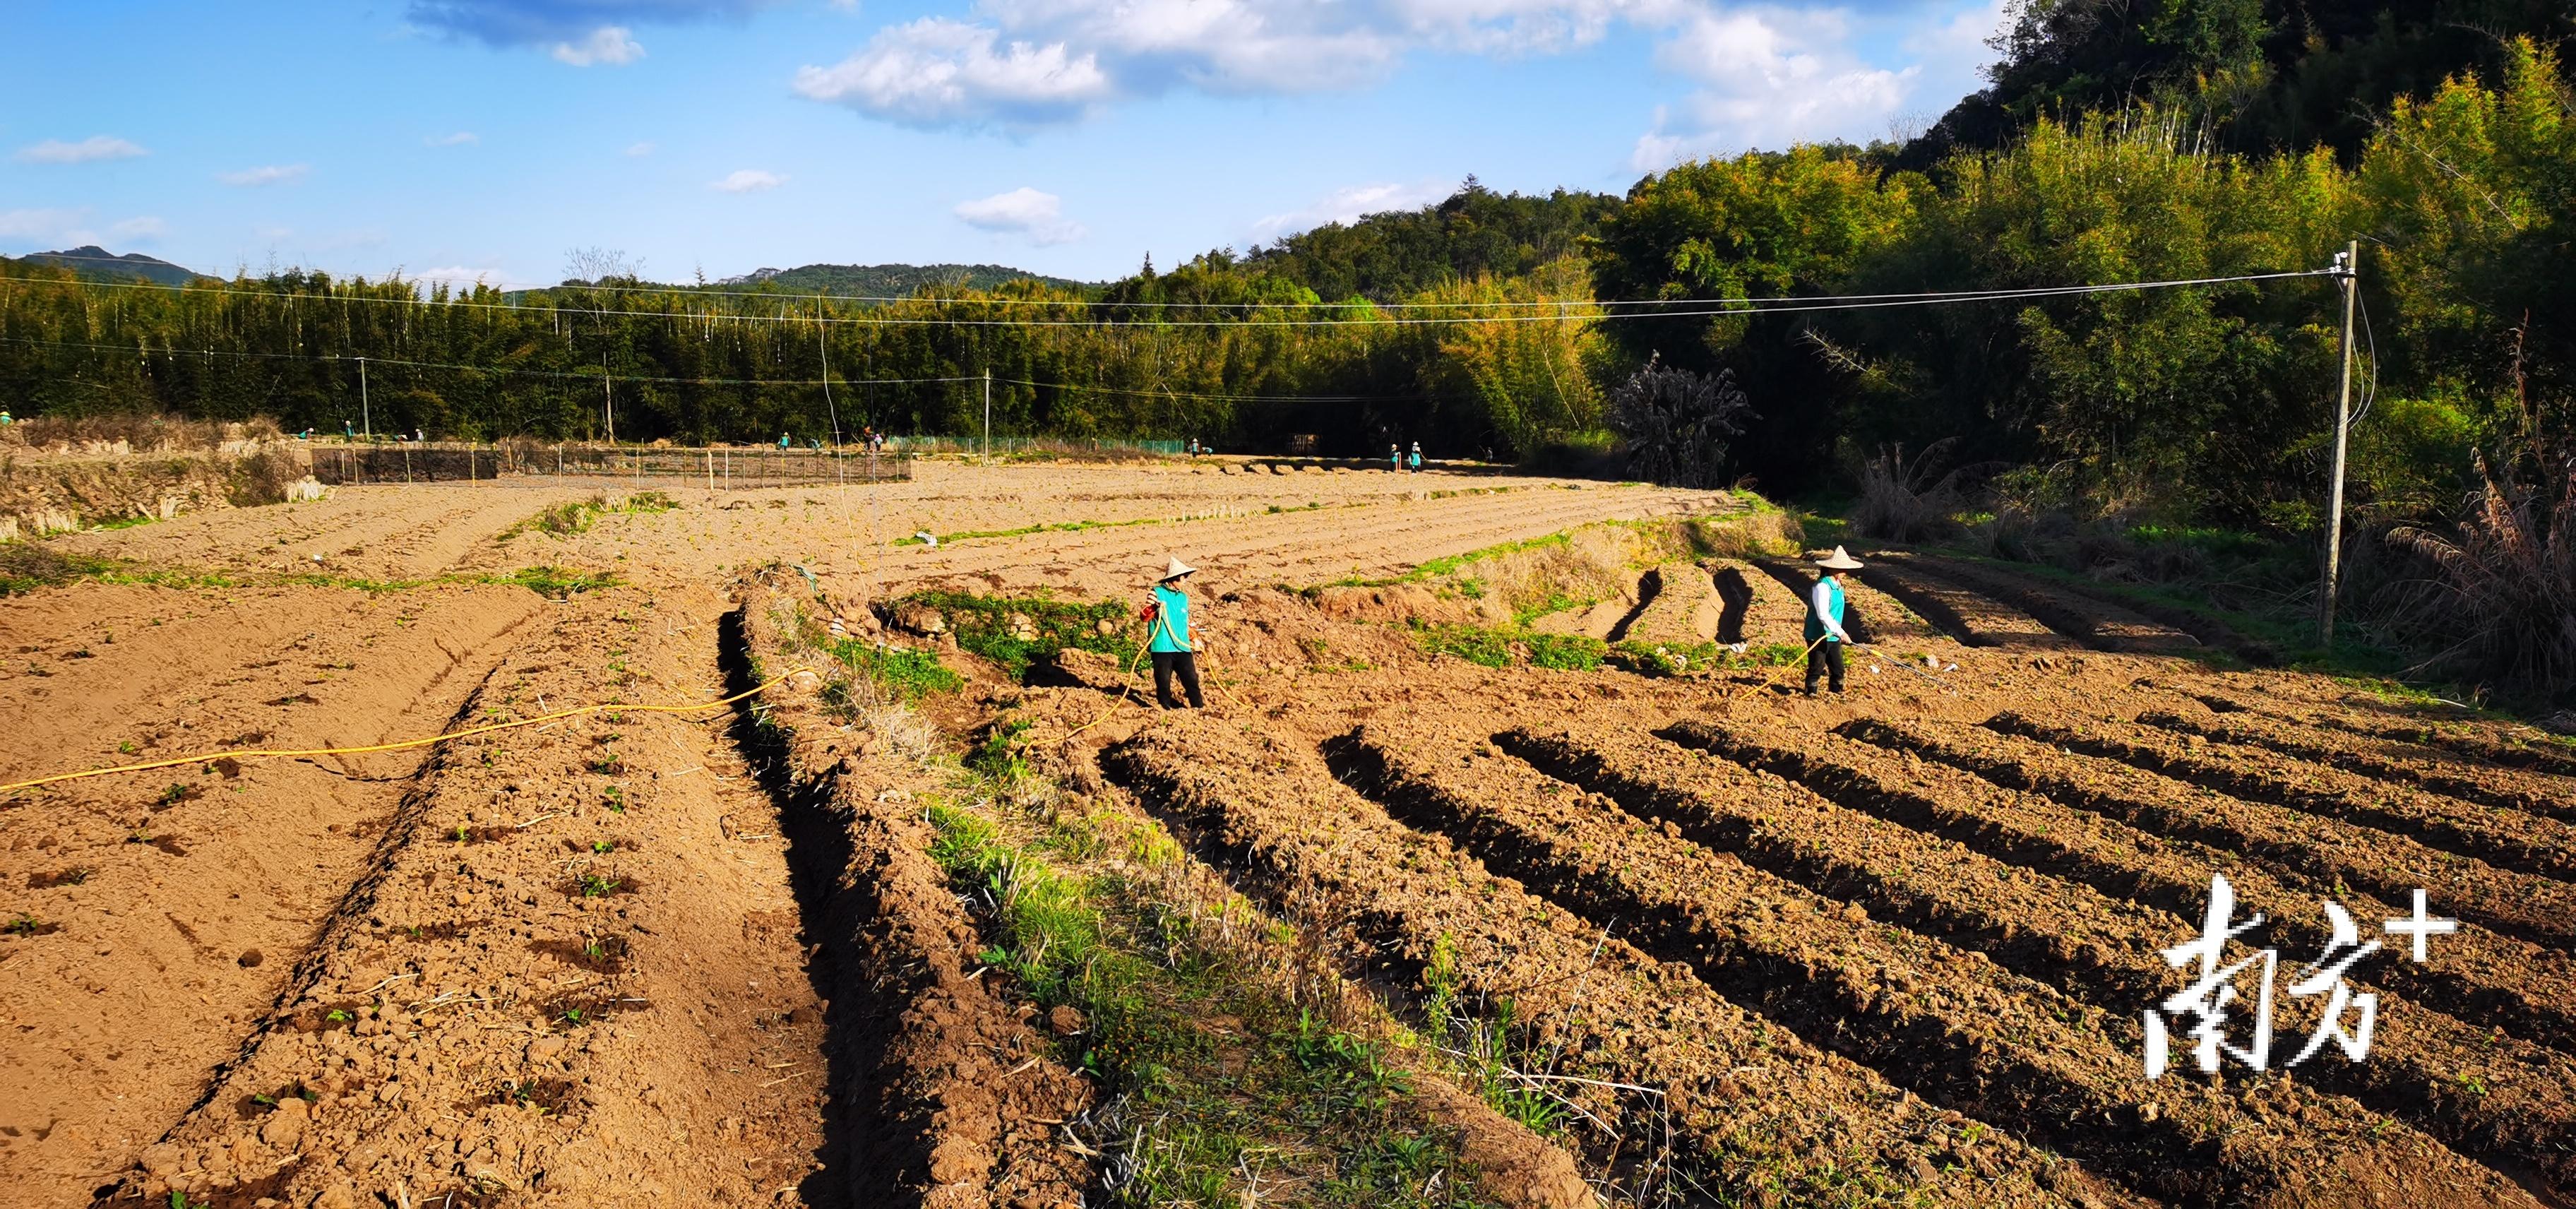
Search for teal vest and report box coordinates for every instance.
[1149,584,1192,653]
[1805,576,1846,643]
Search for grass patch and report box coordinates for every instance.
[498,492,680,542]
[500,566,621,599]
[921,794,1496,1209]
[823,638,962,703]
[895,590,1138,678]
[0,544,120,595]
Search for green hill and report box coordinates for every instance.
[714,262,1092,298]
[12,246,202,287]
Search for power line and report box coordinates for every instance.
[8,248,2302,310]
[0,335,1431,402]
[3,266,2338,327]
[0,335,982,387]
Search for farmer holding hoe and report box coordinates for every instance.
[1143,556,1205,709]
[1805,545,1864,695]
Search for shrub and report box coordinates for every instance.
[2388,448,2576,703]
[1852,439,1976,544]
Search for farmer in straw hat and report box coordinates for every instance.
[1806,546,1864,696]
[1143,556,1205,709]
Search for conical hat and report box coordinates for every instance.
[1159,557,1196,581]
[1816,545,1864,571]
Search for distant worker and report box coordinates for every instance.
[1390,443,1401,472]
[345,419,355,439]
[0,410,12,426]
[1142,557,1205,710]
[1409,442,1423,473]
[1804,546,1864,696]
[778,431,790,448]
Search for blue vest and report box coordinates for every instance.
[1149,584,1192,653]
[1805,576,1846,643]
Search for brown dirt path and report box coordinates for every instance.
[0,584,543,1207]
[95,585,836,1208]
[1854,555,2080,650]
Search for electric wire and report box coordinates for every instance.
[6,249,2340,311]
[4,268,2340,328]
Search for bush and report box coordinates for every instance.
[2387,448,2576,703]
[1852,440,1976,544]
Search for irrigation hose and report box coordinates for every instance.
[0,665,817,797]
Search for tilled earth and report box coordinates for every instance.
[3,463,2572,1208]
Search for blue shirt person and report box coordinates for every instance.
[1143,558,1205,708]
[1804,546,1863,695]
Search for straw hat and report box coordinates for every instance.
[1159,557,1196,582]
[1815,545,1864,571]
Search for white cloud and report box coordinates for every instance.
[794,18,1111,129]
[220,164,311,187]
[953,186,1086,244]
[412,265,509,294]
[1628,5,1916,170]
[427,131,480,146]
[710,168,787,192]
[1252,180,1453,242]
[0,208,90,242]
[16,136,149,164]
[109,217,169,243]
[625,141,657,156]
[552,25,645,66]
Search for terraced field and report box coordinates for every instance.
[4,463,2570,1207]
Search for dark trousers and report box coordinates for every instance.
[1152,651,1205,708]
[1805,641,1846,692]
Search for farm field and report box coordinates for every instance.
[3,460,2572,1209]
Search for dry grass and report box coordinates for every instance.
[2389,447,2576,703]
[1852,440,1972,544]
[0,413,283,454]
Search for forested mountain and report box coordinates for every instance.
[712,262,1089,297]
[1902,0,2574,169]
[1235,179,1618,302]
[8,246,202,287]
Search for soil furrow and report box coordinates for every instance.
[1332,720,2344,1207]
[1880,554,2200,655]
[1988,571,2275,664]
[2140,706,2576,823]
[1690,711,2576,1066]
[1989,711,2576,883]
[97,592,842,1207]
[1501,723,2576,1205]
[1098,720,2095,1207]
[1751,556,1940,645]
[1704,559,1811,648]
[1846,713,2576,946]
[2181,685,2576,781]
[732,579,1095,1209]
[1618,563,1719,645]
[1849,559,2077,650]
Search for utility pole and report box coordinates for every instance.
[982,368,992,458]
[602,350,615,446]
[358,357,371,440]
[2319,239,2361,648]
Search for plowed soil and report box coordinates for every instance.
[6,460,2573,1208]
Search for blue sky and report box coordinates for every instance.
[1,0,2007,286]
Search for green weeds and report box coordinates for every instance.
[895,590,1137,678]
[921,792,1495,1209]
[824,638,962,702]
[498,492,679,542]
[501,566,621,599]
